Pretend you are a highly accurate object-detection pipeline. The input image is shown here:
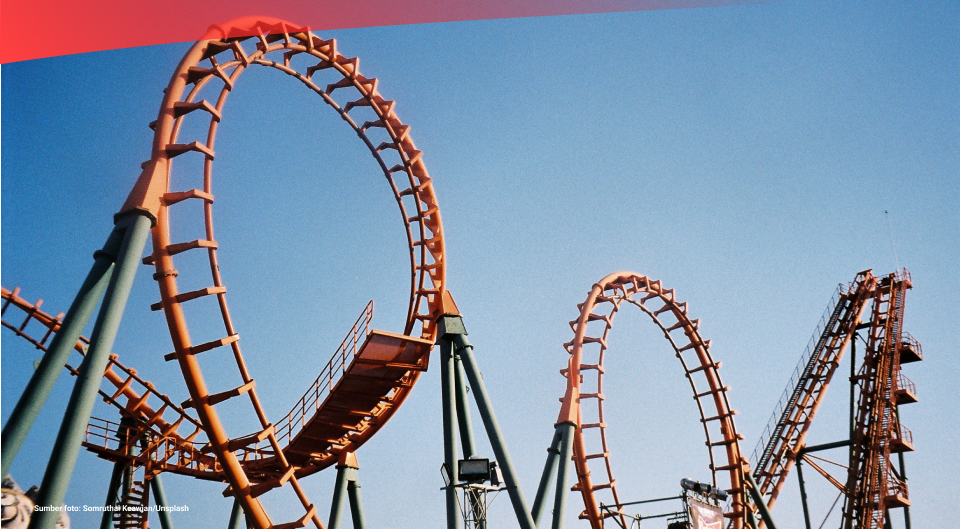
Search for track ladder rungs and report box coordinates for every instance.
[163,188,214,206]
[151,286,226,311]
[166,239,218,256]
[581,422,607,429]
[165,333,240,361]
[694,386,731,399]
[165,140,215,159]
[186,65,234,89]
[182,380,255,409]
[227,424,275,452]
[173,100,222,122]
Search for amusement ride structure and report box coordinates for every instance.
[750,269,921,529]
[0,16,924,530]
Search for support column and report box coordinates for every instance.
[532,428,563,526]
[796,455,811,529]
[347,474,365,529]
[30,214,152,529]
[744,473,776,529]
[228,498,244,529]
[849,336,857,471]
[447,326,535,529]
[151,475,174,529]
[329,466,350,529]
[454,357,476,459]
[551,422,575,529]
[330,452,362,528]
[439,338,461,529]
[1,228,124,477]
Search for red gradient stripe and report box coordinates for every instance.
[0,0,757,64]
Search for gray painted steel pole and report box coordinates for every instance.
[329,465,350,529]
[439,338,462,529]
[30,214,151,529]
[532,428,563,526]
[1,228,124,478]
[849,336,856,471]
[744,473,776,529]
[454,357,477,459]
[228,498,244,529]
[796,456,812,529]
[452,333,535,529]
[100,461,123,529]
[551,422,575,529]
[151,475,174,529]
[347,472,366,529]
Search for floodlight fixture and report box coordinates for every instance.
[458,457,491,483]
[681,478,728,502]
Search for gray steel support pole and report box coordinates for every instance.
[451,332,535,529]
[796,456,812,529]
[228,498,244,529]
[849,336,856,471]
[439,338,462,529]
[454,356,477,459]
[100,460,123,529]
[532,428,563,526]
[744,473,776,529]
[30,214,152,529]
[1,228,124,478]
[329,465,350,529]
[347,471,365,529]
[551,422,575,529]
[151,475,174,529]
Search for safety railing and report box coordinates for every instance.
[84,417,220,476]
[887,474,909,500]
[751,284,844,471]
[897,372,916,397]
[893,424,913,447]
[901,332,922,355]
[271,301,374,448]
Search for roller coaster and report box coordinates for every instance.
[1,17,922,530]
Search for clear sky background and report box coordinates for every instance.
[2,1,957,528]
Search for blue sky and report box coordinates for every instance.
[2,1,958,528]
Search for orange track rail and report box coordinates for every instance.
[113,17,448,528]
[558,272,749,528]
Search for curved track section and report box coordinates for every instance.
[560,272,749,528]
[119,17,448,528]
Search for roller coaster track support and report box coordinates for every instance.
[1,228,124,478]
[750,269,921,528]
[842,272,915,528]
[437,310,536,529]
[29,212,153,529]
[327,452,365,529]
[531,420,575,529]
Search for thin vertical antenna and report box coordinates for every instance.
[885,210,900,272]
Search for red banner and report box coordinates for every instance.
[0,0,753,64]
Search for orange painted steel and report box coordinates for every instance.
[110,16,446,528]
[1,286,216,477]
[558,272,749,529]
[842,271,914,528]
[750,271,876,509]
